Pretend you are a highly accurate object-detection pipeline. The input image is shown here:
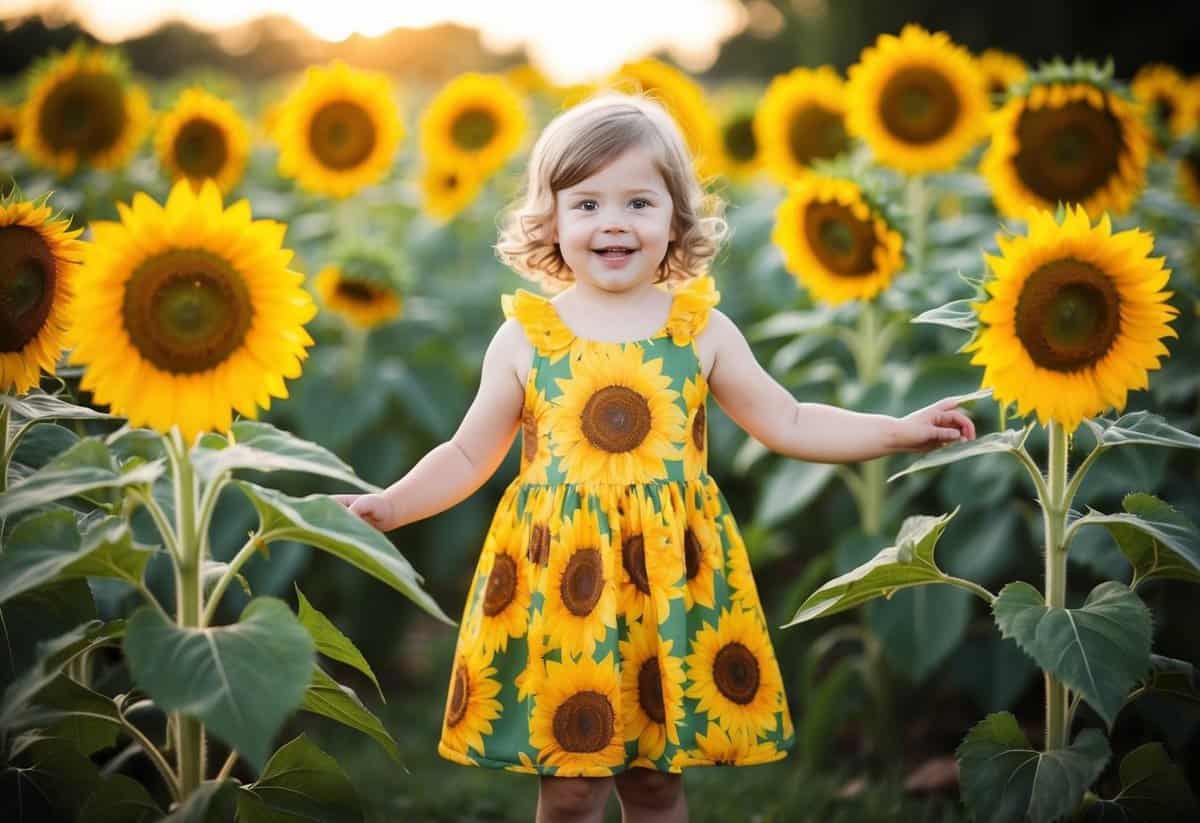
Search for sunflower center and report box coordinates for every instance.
[561,547,603,616]
[334,279,380,304]
[521,408,539,462]
[173,117,228,179]
[39,70,127,158]
[527,522,550,566]
[0,226,56,354]
[803,201,877,277]
[0,122,14,144]
[442,172,460,191]
[723,116,757,163]
[1014,98,1122,204]
[692,405,706,452]
[450,108,498,152]
[879,66,961,144]
[988,79,1008,98]
[683,528,701,580]
[713,641,760,705]
[622,534,650,595]
[483,554,517,616]
[123,249,254,374]
[446,661,469,727]
[581,385,652,453]
[637,657,666,723]
[553,690,615,753]
[1154,95,1175,126]
[1014,258,1121,372]
[308,100,377,170]
[787,104,849,166]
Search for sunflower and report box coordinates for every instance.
[846,25,988,174]
[67,179,316,442]
[314,265,402,330]
[0,103,19,145]
[677,493,721,612]
[0,190,85,394]
[963,206,1178,433]
[772,173,905,305]
[684,605,784,742]
[619,617,686,760]
[18,42,151,176]
[1180,142,1200,207]
[1131,63,1198,140]
[155,87,250,195]
[680,376,708,479]
[977,49,1028,100]
[474,505,532,658]
[439,643,504,758]
[542,502,617,661]
[529,650,624,775]
[549,345,685,484]
[515,608,549,704]
[519,369,554,484]
[608,58,723,180]
[420,73,528,179]
[981,75,1150,221]
[273,61,403,198]
[682,720,785,767]
[419,160,486,222]
[754,67,851,183]
[714,93,763,182]
[719,513,759,612]
[610,486,682,624]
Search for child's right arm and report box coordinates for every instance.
[336,319,529,531]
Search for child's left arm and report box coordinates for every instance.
[703,309,976,464]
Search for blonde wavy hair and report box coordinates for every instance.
[495,92,728,292]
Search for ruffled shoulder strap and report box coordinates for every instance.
[500,288,576,358]
[663,275,721,345]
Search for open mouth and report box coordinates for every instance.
[593,247,637,258]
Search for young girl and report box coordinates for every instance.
[336,93,975,823]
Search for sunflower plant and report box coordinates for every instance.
[0,180,453,821]
[785,206,1199,823]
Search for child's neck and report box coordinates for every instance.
[553,280,673,342]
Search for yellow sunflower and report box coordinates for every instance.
[273,61,404,198]
[18,42,151,176]
[155,87,250,195]
[677,491,721,612]
[964,206,1178,433]
[529,651,624,775]
[771,173,905,305]
[754,66,851,183]
[0,190,85,394]
[846,25,989,174]
[1180,143,1200,207]
[1131,63,1199,140]
[67,179,316,442]
[475,505,532,658]
[549,345,685,484]
[439,643,504,758]
[714,90,763,182]
[519,367,554,484]
[420,73,528,178]
[977,49,1028,100]
[542,502,617,661]
[0,103,19,145]
[719,512,759,612]
[683,720,785,766]
[610,486,682,624]
[314,265,402,330]
[608,58,723,180]
[980,80,1150,220]
[684,605,784,743]
[680,376,708,479]
[515,608,549,704]
[419,160,486,222]
[619,618,686,760]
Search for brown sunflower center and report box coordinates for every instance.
[308,100,377,171]
[803,201,878,277]
[1154,95,1175,126]
[521,407,539,462]
[442,172,460,191]
[622,533,650,595]
[723,116,757,163]
[446,661,469,727]
[637,656,666,723]
[0,122,14,144]
[879,66,961,144]
[122,249,254,374]
[713,641,760,705]
[334,279,381,304]
[450,107,497,152]
[173,117,228,179]
[581,385,652,453]
[787,104,849,167]
[1014,258,1121,372]
[1184,149,1200,185]
[561,547,604,616]
[0,226,57,353]
[527,522,550,566]
[38,70,127,158]
[1014,98,1122,204]
[683,528,702,580]
[483,554,517,616]
[553,690,615,753]
[988,78,1008,98]
[691,404,706,452]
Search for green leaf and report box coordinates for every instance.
[1069,494,1200,586]
[753,460,836,528]
[236,733,364,823]
[869,584,972,683]
[123,597,315,772]
[746,307,837,342]
[1082,412,1200,452]
[993,581,1153,727]
[0,438,165,519]
[302,664,404,769]
[294,583,384,703]
[956,711,1109,823]
[1136,655,1200,706]
[0,511,158,606]
[77,773,163,823]
[783,508,960,626]
[888,423,1032,482]
[0,390,117,423]
[1,733,104,821]
[191,420,381,491]
[235,481,454,627]
[160,780,239,823]
[911,298,979,333]
[3,673,121,756]
[1082,742,1198,823]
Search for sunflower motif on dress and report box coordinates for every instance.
[542,501,617,661]
[671,485,721,611]
[619,617,687,761]
[515,609,549,704]
[684,606,784,743]
[439,643,504,760]
[529,651,625,776]
[519,366,553,484]
[718,513,759,613]
[475,505,532,658]
[609,486,681,625]
[680,375,707,480]
[677,721,785,768]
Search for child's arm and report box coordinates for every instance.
[703,309,975,464]
[345,319,528,531]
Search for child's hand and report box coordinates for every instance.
[893,397,977,453]
[333,493,394,531]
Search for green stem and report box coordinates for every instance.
[944,576,998,604]
[1044,421,1070,751]
[117,699,181,802]
[132,488,180,559]
[201,529,270,627]
[1062,443,1105,516]
[906,174,929,276]
[861,457,885,536]
[0,401,10,497]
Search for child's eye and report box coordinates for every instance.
[630,198,650,208]
[576,200,597,210]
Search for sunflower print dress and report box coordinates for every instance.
[437,275,796,777]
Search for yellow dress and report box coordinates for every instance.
[437,275,795,776]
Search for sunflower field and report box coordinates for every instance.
[2,18,1200,823]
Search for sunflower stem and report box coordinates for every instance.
[905,174,929,276]
[1043,421,1070,752]
[202,528,274,627]
[853,300,887,535]
[0,401,10,496]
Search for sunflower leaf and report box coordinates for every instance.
[301,665,404,769]
[0,390,117,423]
[236,733,364,822]
[911,298,979,332]
[1134,655,1200,707]
[294,583,385,703]
[1081,743,1198,823]
[887,424,1033,483]
[1083,412,1200,452]
[1067,494,1200,586]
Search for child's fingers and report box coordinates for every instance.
[331,494,358,508]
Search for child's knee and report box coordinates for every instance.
[538,775,612,816]
[614,767,683,810]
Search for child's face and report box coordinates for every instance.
[551,145,677,292]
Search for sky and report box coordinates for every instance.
[0,0,750,83]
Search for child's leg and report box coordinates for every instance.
[536,775,614,823]
[613,768,687,823]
